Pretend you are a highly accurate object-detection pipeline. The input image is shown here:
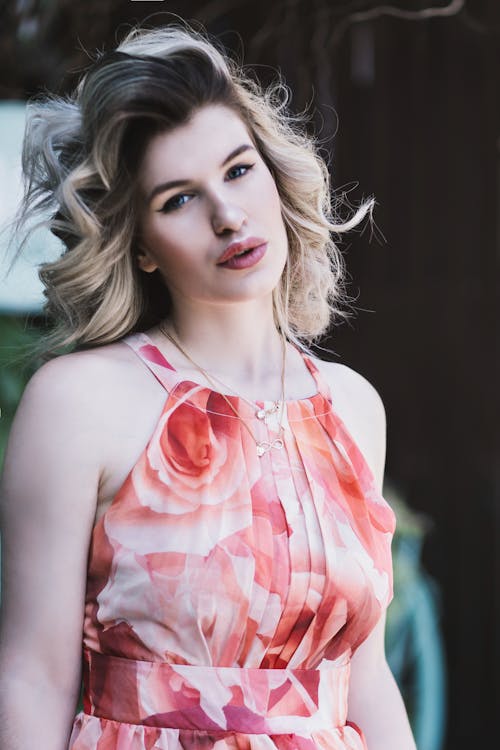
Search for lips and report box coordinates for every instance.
[216,236,267,264]
[217,243,267,270]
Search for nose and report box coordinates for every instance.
[210,193,247,235]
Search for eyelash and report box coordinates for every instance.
[158,163,255,214]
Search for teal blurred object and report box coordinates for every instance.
[384,483,447,750]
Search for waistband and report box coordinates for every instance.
[83,649,351,734]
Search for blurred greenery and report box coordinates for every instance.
[0,315,40,464]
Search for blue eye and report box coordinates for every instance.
[227,163,254,180]
[158,194,191,214]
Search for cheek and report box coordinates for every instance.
[269,185,287,240]
[140,217,182,260]
[137,212,159,254]
[258,172,284,220]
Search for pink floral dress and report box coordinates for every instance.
[68,331,396,750]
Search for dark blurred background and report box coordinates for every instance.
[0,1,498,748]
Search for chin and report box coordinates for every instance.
[242,268,285,300]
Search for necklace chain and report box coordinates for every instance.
[187,367,281,421]
[158,322,287,457]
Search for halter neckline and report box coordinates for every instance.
[122,331,333,407]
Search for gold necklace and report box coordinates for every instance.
[175,358,281,422]
[158,323,287,457]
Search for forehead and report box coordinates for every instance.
[138,105,253,189]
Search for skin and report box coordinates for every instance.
[0,104,416,749]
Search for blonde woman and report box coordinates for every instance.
[0,23,416,750]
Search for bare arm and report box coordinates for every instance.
[348,613,417,750]
[318,361,416,749]
[0,355,104,749]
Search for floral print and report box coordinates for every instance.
[68,332,396,749]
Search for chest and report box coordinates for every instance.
[86,386,395,668]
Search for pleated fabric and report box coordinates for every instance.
[68,332,396,749]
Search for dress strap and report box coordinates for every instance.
[121,331,179,393]
[296,347,334,403]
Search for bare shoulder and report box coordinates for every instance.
[312,357,387,491]
[22,339,163,427]
[12,340,170,514]
[6,342,147,483]
[26,340,134,402]
[314,359,386,421]
[4,344,126,482]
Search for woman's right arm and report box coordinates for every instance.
[0,355,104,750]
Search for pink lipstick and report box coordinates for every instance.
[217,242,268,269]
[217,236,267,264]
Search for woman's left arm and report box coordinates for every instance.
[318,360,417,749]
[347,612,417,750]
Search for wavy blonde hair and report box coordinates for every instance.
[15,22,373,359]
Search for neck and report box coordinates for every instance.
[156,296,286,393]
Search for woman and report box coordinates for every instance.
[0,23,416,750]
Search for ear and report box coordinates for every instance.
[136,246,158,274]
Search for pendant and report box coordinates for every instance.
[256,437,284,457]
[256,402,280,421]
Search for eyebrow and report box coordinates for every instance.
[147,143,256,204]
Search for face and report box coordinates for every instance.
[136,104,289,311]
